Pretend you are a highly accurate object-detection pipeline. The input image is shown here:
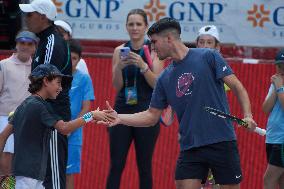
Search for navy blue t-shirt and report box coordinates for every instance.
[150,48,236,150]
[10,96,59,181]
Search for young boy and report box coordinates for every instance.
[196,25,220,50]
[0,63,108,189]
[197,25,229,96]
[263,49,284,189]
[66,39,94,189]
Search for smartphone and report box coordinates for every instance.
[120,47,130,59]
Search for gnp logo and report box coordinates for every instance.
[52,0,63,13]
[52,0,120,18]
[144,0,166,22]
[144,0,224,22]
[247,4,270,27]
[247,4,284,28]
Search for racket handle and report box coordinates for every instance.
[254,127,266,136]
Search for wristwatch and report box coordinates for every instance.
[140,64,149,74]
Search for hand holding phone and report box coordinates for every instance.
[120,47,130,59]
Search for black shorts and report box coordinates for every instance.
[266,143,284,168]
[175,141,242,185]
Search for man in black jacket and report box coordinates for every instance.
[19,0,72,188]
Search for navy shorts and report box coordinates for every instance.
[175,141,242,185]
[266,143,284,168]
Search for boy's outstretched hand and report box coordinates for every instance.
[97,101,120,127]
[91,107,111,124]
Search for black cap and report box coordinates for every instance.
[275,49,284,64]
[31,64,72,84]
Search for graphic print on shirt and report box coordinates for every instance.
[176,73,195,97]
[35,56,39,63]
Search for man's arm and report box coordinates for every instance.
[0,124,13,153]
[223,74,257,130]
[223,74,252,117]
[119,108,162,127]
[104,101,162,127]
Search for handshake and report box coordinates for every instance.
[89,101,156,128]
[88,101,118,126]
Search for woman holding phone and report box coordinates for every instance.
[107,9,164,189]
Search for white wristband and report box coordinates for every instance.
[82,112,94,123]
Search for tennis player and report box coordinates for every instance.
[102,17,257,189]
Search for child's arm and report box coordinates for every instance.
[273,74,284,109]
[77,100,102,123]
[0,124,13,152]
[262,89,277,114]
[53,109,109,135]
[263,74,284,114]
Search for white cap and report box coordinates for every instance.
[54,20,72,35]
[19,0,57,21]
[198,25,220,41]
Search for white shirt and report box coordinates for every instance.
[0,53,32,115]
[76,58,89,74]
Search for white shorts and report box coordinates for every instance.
[15,176,44,189]
[0,116,14,153]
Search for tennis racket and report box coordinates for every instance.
[204,106,266,136]
[160,105,175,127]
[0,175,15,189]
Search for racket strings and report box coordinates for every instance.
[0,175,15,189]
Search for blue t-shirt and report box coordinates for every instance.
[150,48,236,150]
[69,70,95,145]
[265,84,284,144]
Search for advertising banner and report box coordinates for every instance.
[54,0,284,47]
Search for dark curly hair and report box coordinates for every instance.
[28,75,58,94]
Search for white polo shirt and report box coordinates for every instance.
[0,53,31,115]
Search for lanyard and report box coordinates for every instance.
[124,40,146,87]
